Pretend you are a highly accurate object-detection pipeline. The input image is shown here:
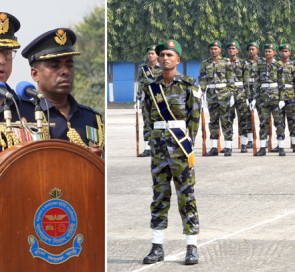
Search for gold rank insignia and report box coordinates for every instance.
[54,29,67,45]
[155,93,164,103]
[0,13,9,34]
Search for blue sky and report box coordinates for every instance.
[2,0,104,88]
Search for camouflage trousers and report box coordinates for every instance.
[150,131,199,235]
[232,90,252,136]
[283,98,295,137]
[207,90,233,141]
[256,99,285,140]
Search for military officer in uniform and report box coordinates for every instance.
[252,43,285,156]
[0,12,35,150]
[142,39,200,265]
[137,45,161,157]
[226,40,251,153]
[278,43,295,152]
[199,40,235,156]
[21,28,104,156]
[244,42,260,148]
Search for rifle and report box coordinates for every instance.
[251,110,257,156]
[268,113,272,152]
[201,108,206,156]
[135,99,140,157]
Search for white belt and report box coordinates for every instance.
[153,120,186,129]
[261,83,278,88]
[234,82,243,87]
[207,83,227,89]
[248,78,254,83]
[285,84,294,88]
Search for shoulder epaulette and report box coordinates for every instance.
[78,104,102,116]
[178,74,196,86]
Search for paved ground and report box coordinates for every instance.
[107,108,295,272]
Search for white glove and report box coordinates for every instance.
[230,95,235,107]
[249,99,256,111]
[246,99,249,106]
[279,101,285,109]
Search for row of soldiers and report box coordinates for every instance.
[138,39,295,157]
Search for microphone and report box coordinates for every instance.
[0,82,13,99]
[15,81,45,100]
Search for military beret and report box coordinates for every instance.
[155,39,182,57]
[263,43,277,50]
[208,40,222,48]
[246,42,259,51]
[146,45,157,53]
[279,43,292,51]
[0,12,20,49]
[22,28,80,64]
[226,40,240,49]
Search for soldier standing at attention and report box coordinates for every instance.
[278,43,295,152]
[244,42,260,148]
[142,39,200,265]
[137,45,161,157]
[226,40,251,153]
[199,40,235,156]
[252,43,285,156]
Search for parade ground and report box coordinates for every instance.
[107,106,295,272]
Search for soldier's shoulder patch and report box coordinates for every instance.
[179,75,196,86]
[78,104,101,116]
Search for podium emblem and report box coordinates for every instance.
[28,188,84,264]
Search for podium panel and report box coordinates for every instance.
[0,140,105,272]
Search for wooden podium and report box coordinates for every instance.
[0,140,105,271]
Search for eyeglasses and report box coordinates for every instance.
[0,49,17,60]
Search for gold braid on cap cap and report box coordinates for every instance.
[67,122,89,149]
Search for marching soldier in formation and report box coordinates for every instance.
[226,40,252,153]
[137,45,161,157]
[244,42,260,148]
[142,39,200,265]
[199,40,235,156]
[22,28,104,156]
[277,43,295,152]
[252,43,285,156]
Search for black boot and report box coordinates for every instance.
[220,147,226,153]
[292,144,295,153]
[246,141,253,148]
[256,147,266,156]
[185,245,199,265]
[224,148,232,156]
[241,144,247,153]
[139,149,151,157]
[143,243,164,264]
[271,146,279,152]
[279,148,286,156]
[204,147,218,156]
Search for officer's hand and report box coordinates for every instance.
[246,99,249,106]
[90,147,104,158]
[230,95,235,107]
[279,101,285,109]
[249,99,256,111]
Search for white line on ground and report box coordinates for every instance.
[132,209,295,272]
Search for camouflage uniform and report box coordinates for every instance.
[142,73,200,235]
[138,63,162,143]
[254,58,285,141]
[230,57,252,138]
[278,59,295,138]
[199,57,235,141]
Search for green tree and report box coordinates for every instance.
[73,6,105,118]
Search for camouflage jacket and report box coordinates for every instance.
[137,62,161,101]
[142,73,201,147]
[244,56,261,98]
[254,58,281,101]
[198,57,235,98]
[229,57,248,99]
[277,59,295,101]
